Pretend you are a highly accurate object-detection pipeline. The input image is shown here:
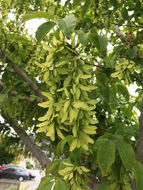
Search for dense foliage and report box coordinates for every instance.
[0,137,15,165]
[1,0,143,189]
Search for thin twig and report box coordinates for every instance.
[65,43,107,69]
[112,22,143,29]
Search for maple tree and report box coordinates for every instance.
[1,0,143,189]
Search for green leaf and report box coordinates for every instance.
[111,155,122,182]
[97,85,110,102]
[90,32,108,51]
[80,74,92,79]
[77,30,89,45]
[54,179,69,190]
[47,160,61,175]
[46,123,55,140]
[98,35,108,50]
[63,100,70,113]
[79,84,97,91]
[128,46,138,58]
[134,161,143,190]
[109,85,117,108]
[116,140,136,170]
[95,137,107,149]
[0,94,7,105]
[70,138,77,151]
[104,56,114,68]
[87,99,99,105]
[138,50,143,59]
[73,0,81,7]
[57,14,76,36]
[82,0,91,15]
[57,139,67,155]
[64,75,72,87]
[23,11,54,21]
[36,125,49,133]
[116,84,129,102]
[36,21,56,42]
[89,118,98,124]
[75,88,81,99]
[97,139,115,176]
[73,100,94,111]
[36,175,54,190]
[96,72,108,85]
[61,111,68,123]
[121,7,129,20]
[89,31,100,50]
[42,92,54,100]
[56,61,67,67]
[69,108,75,123]
[97,184,111,190]
[38,101,50,108]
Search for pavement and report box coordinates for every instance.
[20,170,45,190]
[0,170,45,190]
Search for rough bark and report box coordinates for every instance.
[1,112,51,169]
[130,176,137,190]
[136,99,143,163]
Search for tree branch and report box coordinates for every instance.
[1,110,51,168]
[112,26,126,38]
[130,175,137,190]
[0,123,9,128]
[112,22,143,29]
[132,74,143,88]
[0,81,5,90]
[0,81,41,103]
[136,98,143,163]
[112,27,143,165]
[65,43,107,69]
[0,50,48,102]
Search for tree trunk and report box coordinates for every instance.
[1,111,51,169]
